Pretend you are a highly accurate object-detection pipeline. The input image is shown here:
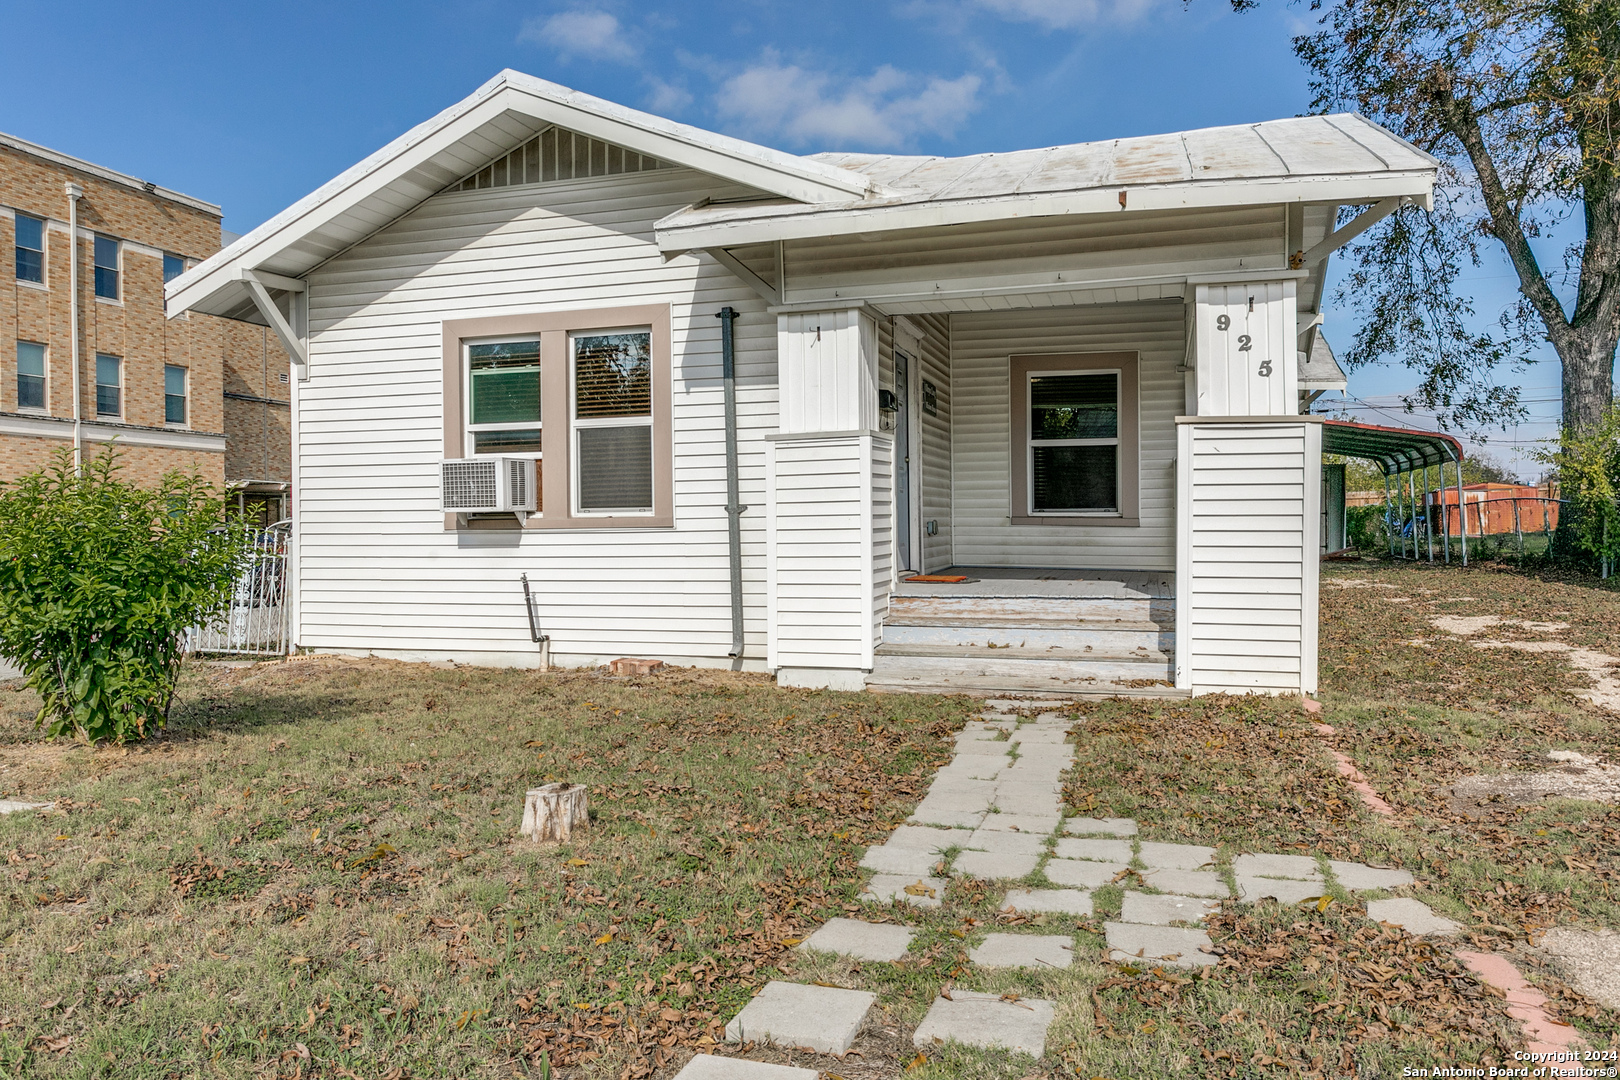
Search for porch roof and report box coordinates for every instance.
[655,114,1439,251]
[1323,419,1464,475]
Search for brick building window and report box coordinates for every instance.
[164,364,187,424]
[94,236,119,300]
[95,354,121,416]
[16,342,46,410]
[14,213,44,284]
[163,253,185,283]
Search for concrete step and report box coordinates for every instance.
[887,594,1172,625]
[871,645,1173,686]
[882,620,1171,652]
[867,670,1189,698]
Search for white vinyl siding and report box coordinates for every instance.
[298,167,777,665]
[1175,420,1320,694]
[948,300,1183,570]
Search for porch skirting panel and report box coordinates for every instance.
[1175,417,1321,696]
[767,432,893,686]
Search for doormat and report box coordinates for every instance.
[903,575,972,583]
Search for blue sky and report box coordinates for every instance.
[0,0,1569,475]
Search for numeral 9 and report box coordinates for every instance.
[1215,314,1230,331]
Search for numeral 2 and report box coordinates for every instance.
[1237,334,1252,351]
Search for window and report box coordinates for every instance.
[164,364,187,424]
[441,305,672,529]
[94,235,119,299]
[163,253,185,283]
[14,213,44,283]
[572,332,652,514]
[1009,352,1140,526]
[95,354,121,416]
[466,339,541,454]
[16,342,46,410]
[1029,372,1119,513]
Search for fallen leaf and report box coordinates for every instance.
[567,859,588,867]
[593,932,613,945]
[905,1051,927,1071]
[289,956,311,966]
[903,881,936,898]
[121,798,140,805]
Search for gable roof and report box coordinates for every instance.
[654,114,1438,250]
[167,70,879,321]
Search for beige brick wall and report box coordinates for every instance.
[221,319,292,484]
[2,142,288,491]
[0,435,224,489]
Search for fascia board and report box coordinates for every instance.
[656,171,1436,251]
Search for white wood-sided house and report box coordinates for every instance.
[168,71,1437,697]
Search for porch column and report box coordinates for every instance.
[1176,276,1320,697]
[766,304,890,691]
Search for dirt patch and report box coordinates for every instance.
[1450,751,1620,814]
[1536,927,1620,1012]
[1471,641,1620,711]
[1432,615,1572,636]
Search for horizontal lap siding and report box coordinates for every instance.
[770,437,871,668]
[949,301,1182,570]
[1182,423,1317,694]
[299,169,779,663]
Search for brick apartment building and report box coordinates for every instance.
[1,131,290,522]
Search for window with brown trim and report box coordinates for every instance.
[1009,352,1139,527]
[442,305,672,529]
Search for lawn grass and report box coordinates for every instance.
[0,558,1618,1079]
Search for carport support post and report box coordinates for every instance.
[1383,471,1394,557]
[1456,456,1468,566]
[1424,466,1435,563]
[1438,459,1451,564]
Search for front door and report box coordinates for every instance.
[895,348,918,572]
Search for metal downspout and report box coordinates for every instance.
[717,307,747,660]
[66,183,83,471]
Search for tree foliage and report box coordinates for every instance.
[1241,0,1620,434]
[1530,402,1620,567]
[0,449,248,744]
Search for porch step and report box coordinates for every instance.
[887,594,1172,625]
[867,673,1191,699]
[881,619,1171,653]
[871,644,1173,686]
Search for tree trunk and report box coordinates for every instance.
[520,783,589,843]
[1559,328,1619,434]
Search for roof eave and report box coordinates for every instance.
[656,171,1437,251]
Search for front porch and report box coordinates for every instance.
[869,567,1180,696]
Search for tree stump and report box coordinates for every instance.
[521,783,589,843]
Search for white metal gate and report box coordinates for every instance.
[187,524,290,656]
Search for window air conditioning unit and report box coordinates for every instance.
[441,457,536,514]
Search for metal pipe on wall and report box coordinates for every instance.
[65,182,84,471]
[717,307,747,661]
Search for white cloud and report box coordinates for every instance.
[971,0,1161,29]
[644,77,693,115]
[518,9,638,62]
[715,59,983,149]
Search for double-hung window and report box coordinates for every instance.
[572,331,653,514]
[14,213,44,283]
[16,342,46,410]
[164,364,188,425]
[96,354,121,417]
[1010,352,1140,526]
[466,339,542,454]
[94,235,119,300]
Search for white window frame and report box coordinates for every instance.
[93,235,121,303]
[568,326,654,518]
[15,340,48,413]
[1025,367,1122,517]
[163,363,189,428]
[12,211,47,289]
[95,353,122,418]
[463,336,543,459]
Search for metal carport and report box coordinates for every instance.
[1322,419,1470,564]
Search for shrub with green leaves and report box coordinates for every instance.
[0,448,248,743]
[1532,406,1620,572]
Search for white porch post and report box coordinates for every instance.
[767,303,889,691]
[1177,276,1321,696]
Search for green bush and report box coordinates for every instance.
[1531,406,1620,572]
[1346,503,1388,552]
[0,449,248,744]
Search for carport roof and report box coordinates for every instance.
[1323,419,1464,474]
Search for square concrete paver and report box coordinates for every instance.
[725,981,876,1054]
[1232,853,1322,880]
[1044,858,1127,889]
[674,1055,818,1080]
[976,813,1059,834]
[799,919,915,963]
[862,875,946,908]
[993,789,1061,816]
[1105,922,1216,968]
[911,990,1057,1058]
[968,933,1073,970]
[1064,816,1138,837]
[1137,842,1216,871]
[964,828,1046,856]
[1120,891,1221,925]
[1367,897,1461,937]
[1328,861,1415,891]
[859,847,941,877]
[1235,875,1328,905]
[1053,837,1133,863]
[1000,888,1093,915]
[1139,868,1230,898]
[908,806,986,830]
[953,850,1039,880]
[881,825,961,852]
